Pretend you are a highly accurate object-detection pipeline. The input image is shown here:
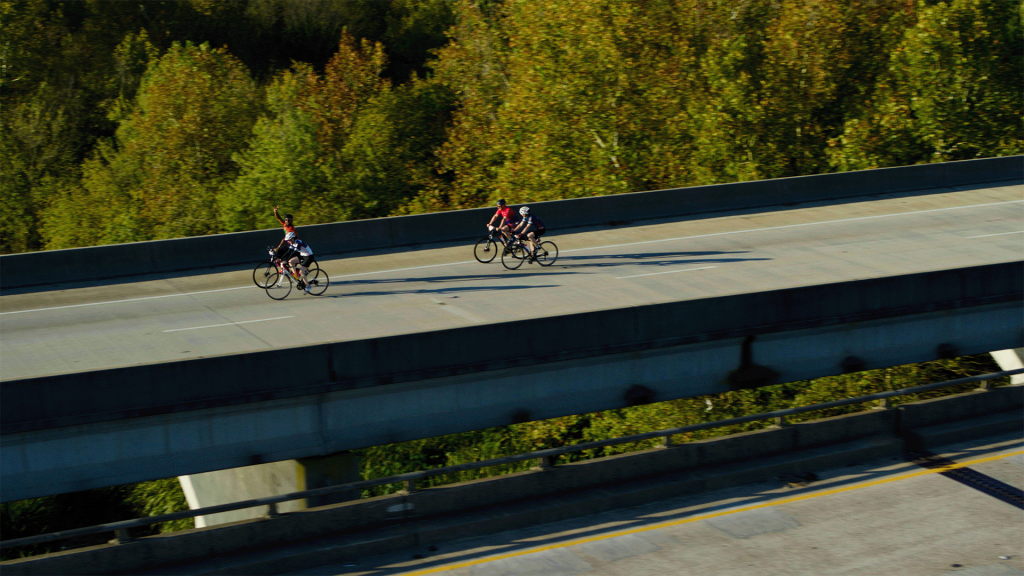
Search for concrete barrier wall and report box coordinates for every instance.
[3,261,1021,435]
[1,156,1020,289]
[5,384,1020,576]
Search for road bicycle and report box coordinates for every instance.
[261,252,329,300]
[473,230,513,263]
[501,235,558,270]
[253,247,319,288]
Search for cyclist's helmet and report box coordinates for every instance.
[497,199,506,206]
[519,206,530,216]
[285,232,296,241]
[284,213,294,222]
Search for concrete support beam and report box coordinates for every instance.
[991,348,1024,385]
[2,299,1018,502]
[178,452,360,528]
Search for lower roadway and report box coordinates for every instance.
[291,431,1024,576]
[1,183,1021,381]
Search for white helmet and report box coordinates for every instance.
[285,232,296,241]
[519,206,530,216]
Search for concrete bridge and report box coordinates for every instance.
[1,157,1021,507]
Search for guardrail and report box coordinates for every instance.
[3,368,1020,552]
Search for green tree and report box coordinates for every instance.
[403,0,513,213]
[218,64,326,232]
[41,42,260,247]
[829,0,1022,170]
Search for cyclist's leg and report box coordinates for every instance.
[525,227,538,254]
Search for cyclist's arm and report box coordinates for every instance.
[273,206,286,225]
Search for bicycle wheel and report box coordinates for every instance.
[501,243,527,270]
[536,241,558,267]
[474,237,498,263]
[305,268,329,296]
[253,262,276,288]
[265,272,292,300]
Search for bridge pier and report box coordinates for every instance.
[178,452,360,528]
[991,348,1024,385]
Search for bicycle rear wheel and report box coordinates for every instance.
[501,243,527,270]
[536,241,558,267]
[474,237,498,263]
[265,272,292,300]
[306,268,329,295]
[253,262,276,288]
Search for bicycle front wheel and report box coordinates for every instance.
[306,268,329,296]
[474,237,498,263]
[536,241,558,267]
[265,272,292,300]
[501,243,527,270]
[253,262,276,288]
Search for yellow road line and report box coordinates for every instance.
[399,448,1024,575]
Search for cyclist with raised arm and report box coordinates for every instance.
[280,232,316,293]
[273,206,297,257]
[486,199,519,244]
[512,206,547,262]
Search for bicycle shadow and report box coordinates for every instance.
[551,250,771,269]
[333,270,581,287]
[321,283,560,298]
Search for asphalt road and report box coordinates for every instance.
[290,431,1024,576]
[1,183,1021,382]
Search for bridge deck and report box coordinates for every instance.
[1,183,1021,382]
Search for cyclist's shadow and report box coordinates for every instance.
[553,250,770,269]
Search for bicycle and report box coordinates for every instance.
[473,230,514,263]
[501,235,558,270]
[264,255,329,300]
[253,247,320,288]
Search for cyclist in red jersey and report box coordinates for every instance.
[486,199,519,243]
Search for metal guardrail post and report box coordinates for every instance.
[536,455,555,470]
[774,415,787,427]
[661,435,673,448]
[403,479,418,493]
[113,529,131,544]
[977,379,993,391]
[875,397,892,409]
[265,502,279,518]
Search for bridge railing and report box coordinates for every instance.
[2,368,1020,552]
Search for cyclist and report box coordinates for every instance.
[280,232,316,293]
[272,206,297,258]
[486,199,519,244]
[512,206,546,261]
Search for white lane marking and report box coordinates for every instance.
[0,286,252,316]
[4,199,1020,316]
[616,266,716,280]
[162,316,294,333]
[562,199,1024,254]
[966,230,1024,239]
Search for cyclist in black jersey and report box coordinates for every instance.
[512,206,546,261]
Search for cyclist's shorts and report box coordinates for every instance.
[299,255,315,268]
[528,227,546,238]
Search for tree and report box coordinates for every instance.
[41,42,260,247]
[829,0,1022,170]
[218,64,326,232]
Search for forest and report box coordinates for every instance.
[1,0,1021,254]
